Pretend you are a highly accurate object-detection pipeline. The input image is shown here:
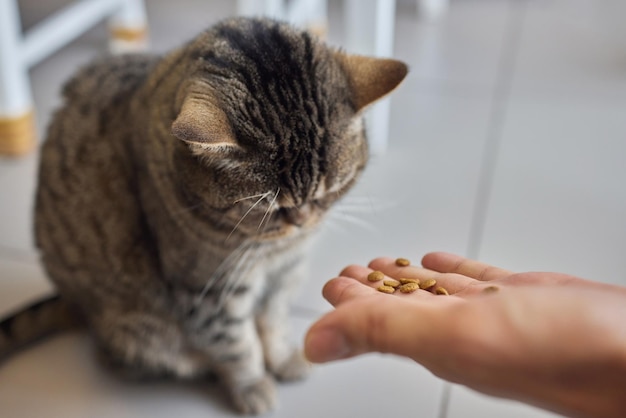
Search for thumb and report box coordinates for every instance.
[305,295,437,363]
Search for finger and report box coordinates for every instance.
[338,264,377,281]
[421,252,513,281]
[368,257,478,295]
[322,276,378,307]
[305,296,445,363]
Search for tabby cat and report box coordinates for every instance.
[0,17,406,414]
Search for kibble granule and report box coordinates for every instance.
[383,279,400,288]
[372,259,452,296]
[435,287,449,295]
[377,285,396,294]
[420,279,437,290]
[395,258,411,267]
[398,282,419,293]
[367,271,385,282]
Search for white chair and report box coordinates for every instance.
[0,0,147,156]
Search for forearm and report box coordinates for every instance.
[474,290,626,418]
[541,344,626,418]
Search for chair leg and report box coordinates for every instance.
[286,0,328,38]
[0,0,36,156]
[108,0,149,53]
[0,112,36,156]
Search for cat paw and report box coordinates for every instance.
[271,349,311,382]
[229,374,277,415]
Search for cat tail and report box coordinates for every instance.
[0,294,83,362]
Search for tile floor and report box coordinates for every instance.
[1,0,625,417]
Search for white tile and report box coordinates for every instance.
[0,257,52,316]
[477,98,626,285]
[510,0,626,101]
[278,352,444,418]
[393,0,513,94]
[0,311,444,418]
[447,385,561,418]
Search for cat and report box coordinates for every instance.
[0,17,406,414]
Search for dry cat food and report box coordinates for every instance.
[398,282,419,293]
[367,271,385,282]
[377,285,396,294]
[419,279,437,290]
[372,259,451,296]
[395,258,411,267]
[435,287,449,295]
[375,278,449,296]
[383,279,400,288]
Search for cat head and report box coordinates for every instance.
[170,18,407,240]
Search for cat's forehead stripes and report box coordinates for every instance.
[193,19,353,204]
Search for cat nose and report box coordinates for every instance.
[281,205,311,227]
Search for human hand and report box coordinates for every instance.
[304,252,626,418]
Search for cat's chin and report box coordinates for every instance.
[255,225,299,241]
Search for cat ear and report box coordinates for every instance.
[337,54,408,111]
[171,96,238,149]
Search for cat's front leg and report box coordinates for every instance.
[194,278,278,415]
[210,318,277,415]
[257,259,311,382]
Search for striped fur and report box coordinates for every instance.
[26,17,407,414]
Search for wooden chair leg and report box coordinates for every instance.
[0,0,36,156]
[0,112,36,156]
[108,0,149,53]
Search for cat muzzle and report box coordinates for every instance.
[280,205,312,227]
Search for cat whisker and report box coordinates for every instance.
[194,242,253,307]
[336,196,397,213]
[282,193,297,206]
[328,210,377,232]
[226,192,272,242]
[233,193,271,205]
[257,188,280,231]
[170,202,205,216]
[216,243,262,309]
[332,203,376,213]
[322,215,351,235]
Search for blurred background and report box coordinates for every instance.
[1,0,625,417]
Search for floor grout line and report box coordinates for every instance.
[438,1,529,418]
[465,0,527,262]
